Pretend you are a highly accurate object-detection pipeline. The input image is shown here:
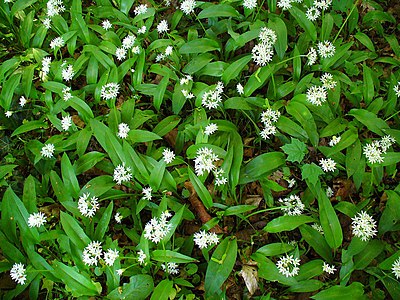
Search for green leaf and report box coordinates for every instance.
[205,237,237,297]
[253,253,297,285]
[268,15,287,59]
[264,215,314,233]
[108,275,153,300]
[288,280,323,293]
[281,138,308,163]
[61,154,80,198]
[74,152,105,175]
[94,202,113,241]
[355,32,375,52]
[188,169,213,209]
[256,243,294,256]
[222,55,251,85]
[354,239,384,270]
[152,250,197,263]
[239,152,285,184]
[11,0,38,16]
[11,120,49,137]
[60,212,91,249]
[378,191,400,234]
[224,205,257,216]
[153,115,181,137]
[0,164,17,180]
[301,163,324,186]
[348,109,389,136]
[179,39,220,54]
[150,279,173,300]
[300,225,332,261]
[128,130,162,143]
[289,6,317,42]
[198,4,240,19]
[362,64,374,105]
[311,282,365,300]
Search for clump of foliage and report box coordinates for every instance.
[0,0,399,299]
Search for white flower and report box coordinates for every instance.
[252,42,274,66]
[142,187,152,201]
[193,230,220,249]
[138,25,147,34]
[161,262,179,275]
[47,0,65,17]
[329,135,341,147]
[363,141,384,164]
[61,64,74,81]
[393,81,400,97]
[261,109,281,124]
[306,85,327,105]
[134,4,148,15]
[102,19,112,30]
[137,249,147,265]
[259,27,278,45]
[392,258,400,279]
[113,163,133,185]
[50,36,65,49]
[326,186,334,198]
[10,263,26,285]
[28,212,46,227]
[43,17,51,29]
[205,123,218,135]
[157,20,169,34]
[115,212,122,223]
[276,255,300,277]
[202,82,224,109]
[144,211,172,243]
[42,57,52,75]
[317,40,336,58]
[380,135,396,152]
[306,47,317,66]
[155,53,165,62]
[61,115,72,131]
[237,83,244,95]
[287,178,296,188]
[351,211,377,241]
[320,73,337,89]
[117,123,130,139]
[322,262,336,274]
[182,90,195,99]
[260,123,277,139]
[101,83,120,100]
[162,148,175,164]
[78,193,99,218]
[180,75,192,85]
[115,47,127,61]
[165,46,173,56]
[315,0,332,10]
[116,269,124,276]
[311,223,324,234]
[319,158,336,172]
[5,111,13,118]
[19,96,27,107]
[306,6,320,21]
[279,194,305,216]
[122,35,136,50]
[82,241,103,266]
[194,147,219,176]
[277,0,292,10]
[243,0,257,10]
[104,249,119,266]
[132,46,140,54]
[62,87,72,101]
[41,144,55,158]
[213,168,227,186]
[180,0,196,15]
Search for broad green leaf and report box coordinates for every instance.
[179,39,220,54]
[253,253,297,285]
[61,154,80,198]
[74,152,105,175]
[301,163,324,186]
[11,0,38,16]
[11,120,49,137]
[0,164,17,180]
[224,205,257,216]
[150,279,173,300]
[256,243,294,256]
[264,215,314,233]
[188,169,213,209]
[378,190,400,234]
[94,202,113,241]
[268,15,287,59]
[281,138,308,163]
[239,152,285,184]
[300,225,332,261]
[198,4,240,19]
[153,116,181,137]
[355,32,375,52]
[289,6,317,41]
[128,130,162,143]
[149,160,165,191]
[354,239,384,270]
[363,64,374,104]
[108,275,153,300]
[222,55,251,84]
[311,282,365,300]
[288,280,323,293]
[348,109,389,136]
[60,211,91,249]
[151,250,197,263]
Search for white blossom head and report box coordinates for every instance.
[276,255,300,277]
[351,211,377,241]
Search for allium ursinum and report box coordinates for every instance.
[252,27,277,66]
[307,47,317,66]
[138,25,147,34]
[5,111,13,118]
[50,36,64,49]
[317,40,336,58]
[116,269,124,276]
[326,186,334,198]
[287,178,296,188]
[237,83,244,95]
[157,20,169,34]
[194,147,219,176]
[28,212,47,228]
[306,85,327,105]
[162,148,175,164]
[214,168,228,186]
[19,96,27,107]
[137,249,147,265]
[43,18,51,29]
[182,89,195,99]
[314,0,332,10]
[117,123,130,139]
[180,75,193,85]
[165,46,173,56]
[103,249,119,266]
[276,255,300,277]
[161,262,179,275]
[202,81,224,109]
[311,223,324,234]
[115,212,122,223]
[320,73,337,89]
[391,258,400,279]
[329,135,341,147]
[142,186,152,200]
[363,136,395,164]
[61,64,74,81]
[41,143,55,158]
[243,0,257,10]
[115,47,127,61]
[322,262,336,274]
[134,4,148,15]
[180,0,196,15]
[393,81,400,97]
[82,241,103,266]
[78,193,99,218]
[279,194,305,216]
[113,163,133,185]
[62,87,72,101]
[101,83,120,100]
[306,6,320,21]
[319,158,336,172]
[193,230,220,249]
[102,19,112,30]
[10,263,27,285]
[380,135,396,152]
[351,211,377,241]
[144,211,172,243]
[122,35,136,50]
[277,0,292,10]
[260,109,280,140]
[204,123,218,135]
[41,57,52,78]
[47,0,65,17]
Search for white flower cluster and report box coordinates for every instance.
[115,212,122,223]
[260,109,280,139]
[82,241,119,266]
[41,57,52,80]
[116,34,137,61]
[19,96,27,107]
[319,158,336,172]
[62,87,72,101]
[163,148,175,164]
[137,249,147,265]
[28,212,47,228]
[363,135,395,164]
[78,193,99,218]
[311,223,324,234]
[351,211,377,241]
[193,230,220,249]
[142,186,152,200]
[277,0,302,10]
[276,254,300,277]
[326,186,334,198]
[306,41,335,66]
[144,211,172,243]
[61,64,74,81]
[50,36,65,49]
[180,0,196,15]
[161,262,179,275]
[204,123,218,136]
[202,81,224,109]
[237,83,244,95]
[306,73,336,105]
[279,194,305,216]
[61,115,72,131]
[320,73,337,89]
[113,163,133,185]
[117,123,130,139]
[156,45,173,62]
[329,135,341,147]
[194,147,219,176]
[134,4,148,15]
[10,263,27,285]
[101,83,120,100]
[392,257,400,279]
[306,0,332,21]
[102,19,112,30]
[252,27,277,66]
[157,20,169,34]
[243,0,257,10]
[393,81,400,97]
[41,143,55,158]
[322,262,336,274]
[47,0,65,17]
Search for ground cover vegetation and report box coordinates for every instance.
[0,0,399,299]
